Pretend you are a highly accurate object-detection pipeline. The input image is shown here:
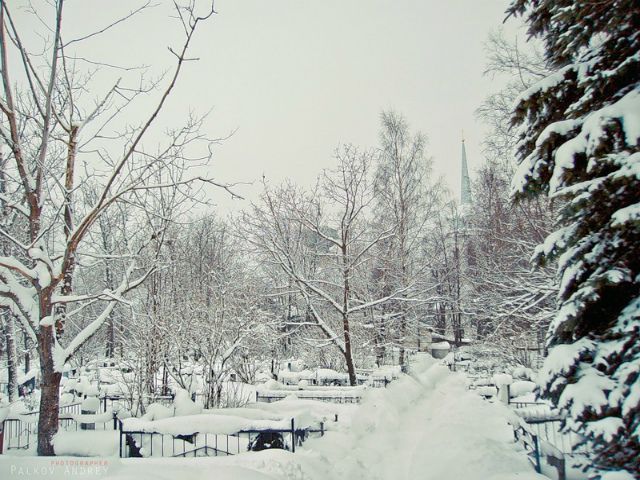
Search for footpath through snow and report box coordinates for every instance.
[288,354,547,480]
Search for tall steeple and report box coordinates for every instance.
[460,135,471,205]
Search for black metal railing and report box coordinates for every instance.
[117,418,325,458]
[513,422,542,473]
[1,411,117,452]
[511,416,590,480]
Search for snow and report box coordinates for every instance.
[549,89,640,194]
[173,389,202,417]
[66,411,113,425]
[492,373,513,387]
[512,367,535,381]
[539,338,595,388]
[256,386,364,399]
[585,417,623,443]
[612,201,640,226]
[53,431,120,457]
[140,403,174,421]
[285,355,547,480]
[0,405,10,423]
[122,413,288,435]
[510,380,537,397]
[122,407,323,436]
[17,368,38,385]
[0,356,553,480]
[559,368,615,419]
[600,472,637,480]
[82,396,101,412]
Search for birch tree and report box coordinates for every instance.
[372,111,440,365]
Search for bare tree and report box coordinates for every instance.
[244,146,403,385]
[0,1,226,455]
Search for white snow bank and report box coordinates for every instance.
[510,380,537,398]
[492,373,513,387]
[62,411,113,425]
[245,397,356,427]
[53,431,119,457]
[430,341,451,350]
[140,403,173,422]
[173,389,201,417]
[203,407,283,421]
[81,396,100,412]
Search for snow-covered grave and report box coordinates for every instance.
[255,379,365,404]
[116,392,343,458]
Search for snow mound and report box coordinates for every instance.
[173,389,202,417]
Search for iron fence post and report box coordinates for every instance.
[533,434,541,473]
[119,422,123,458]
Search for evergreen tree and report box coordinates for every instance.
[507,0,640,476]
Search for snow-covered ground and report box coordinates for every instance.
[289,355,546,480]
[0,356,546,479]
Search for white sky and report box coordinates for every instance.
[15,0,524,212]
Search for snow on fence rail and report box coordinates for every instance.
[255,391,361,404]
[117,417,325,458]
[100,393,175,413]
[509,412,591,480]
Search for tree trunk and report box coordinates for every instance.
[23,329,31,374]
[161,364,169,396]
[106,316,114,358]
[2,311,19,401]
[375,310,386,367]
[398,314,406,366]
[37,323,61,456]
[342,313,357,386]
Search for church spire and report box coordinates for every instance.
[460,136,471,205]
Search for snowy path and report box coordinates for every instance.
[291,355,547,480]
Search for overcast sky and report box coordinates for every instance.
[18,0,523,212]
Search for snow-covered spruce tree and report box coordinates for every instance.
[507,1,639,475]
